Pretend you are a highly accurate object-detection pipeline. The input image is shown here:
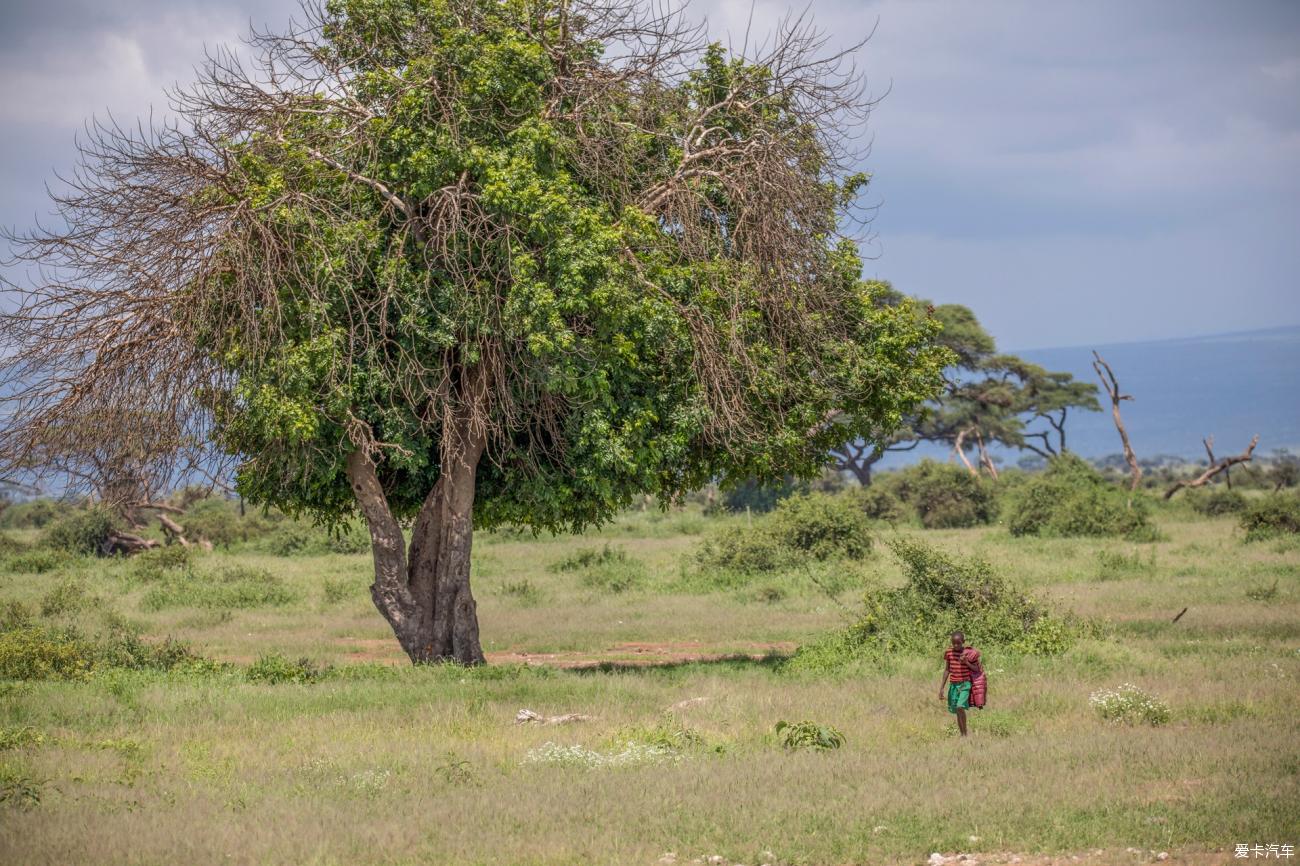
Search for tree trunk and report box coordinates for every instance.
[346,419,488,666]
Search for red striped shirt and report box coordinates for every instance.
[944,648,972,682]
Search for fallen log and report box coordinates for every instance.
[1164,435,1259,499]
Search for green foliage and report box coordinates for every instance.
[0,727,44,751]
[714,477,800,514]
[140,565,294,611]
[496,579,543,606]
[692,492,871,582]
[322,576,364,604]
[853,484,905,522]
[4,549,73,575]
[128,544,193,582]
[0,499,67,530]
[774,720,844,751]
[1245,580,1279,602]
[1096,548,1156,580]
[202,0,949,543]
[766,493,873,560]
[1089,683,1170,726]
[45,507,119,555]
[0,625,96,681]
[1240,494,1300,541]
[246,653,326,684]
[885,460,997,529]
[1186,487,1248,516]
[1003,454,1153,540]
[787,538,1078,673]
[549,544,644,592]
[38,578,96,617]
[0,764,43,809]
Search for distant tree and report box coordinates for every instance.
[831,303,1100,483]
[0,0,948,663]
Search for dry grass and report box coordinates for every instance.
[0,504,1296,865]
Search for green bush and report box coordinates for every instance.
[775,720,845,751]
[246,653,326,684]
[692,525,802,575]
[1240,494,1300,541]
[45,508,119,555]
[0,499,66,530]
[4,549,73,575]
[1096,548,1155,580]
[39,578,96,617]
[0,625,96,681]
[887,460,997,529]
[1003,454,1153,540]
[766,493,872,560]
[853,484,905,522]
[1186,487,1248,516]
[140,565,294,611]
[550,544,645,592]
[786,538,1079,673]
[128,544,193,582]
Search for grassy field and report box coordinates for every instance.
[0,503,1297,865]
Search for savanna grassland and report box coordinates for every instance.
[0,497,1297,866]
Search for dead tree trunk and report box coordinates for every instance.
[974,428,999,480]
[1164,435,1259,499]
[1203,436,1232,489]
[346,398,489,666]
[952,428,978,477]
[1092,351,1142,491]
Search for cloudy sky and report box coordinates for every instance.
[2,0,1297,350]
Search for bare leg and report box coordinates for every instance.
[956,708,968,737]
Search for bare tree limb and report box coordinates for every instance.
[1165,435,1259,499]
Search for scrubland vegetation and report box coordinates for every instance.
[0,464,1296,865]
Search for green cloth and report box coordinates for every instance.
[947,680,971,714]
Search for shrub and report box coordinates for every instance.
[45,507,119,555]
[692,525,802,575]
[322,576,364,604]
[775,720,844,751]
[550,544,644,592]
[0,499,65,530]
[497,579,543,606]
[128,544,193,582]
[39,578,96,617]
[1245,580,1279,602]
[853,484,905,522]
[1096,548,1155,580]
[1089,683,1170,726]
[140,565,294,611]
[0,625,96,681]
[5,549,73,575]
[1003,454,1153,540]
[767,493,873,559]
[1186,487,1248,516]
[887,460,997,529]
[786,538,1079,673]
[246,652,326,684]
[1240,494,1300,541]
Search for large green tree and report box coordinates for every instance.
[0,0,948,663]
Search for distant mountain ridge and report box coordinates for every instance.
[881,324,1300,468]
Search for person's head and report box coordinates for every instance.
[950,631,965,652]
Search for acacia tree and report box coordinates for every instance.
[0,0,948,664]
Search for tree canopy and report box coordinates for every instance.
[1,0,949,662]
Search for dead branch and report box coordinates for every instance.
[1164,435,1260,499]
[1092,351,1141,491]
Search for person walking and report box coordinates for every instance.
[939,630,977,736]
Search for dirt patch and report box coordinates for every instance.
[331,638,796,669]
[927,849,1235,866]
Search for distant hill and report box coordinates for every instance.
[879,324,1300,468]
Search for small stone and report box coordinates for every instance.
[658,855,677,866]
[872,825,888,834]
[1010,858,1021,864]
[1127,849,1141,855]
[929,854,948,866]
[1156,854,1169,862]
[707,857,725,866]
